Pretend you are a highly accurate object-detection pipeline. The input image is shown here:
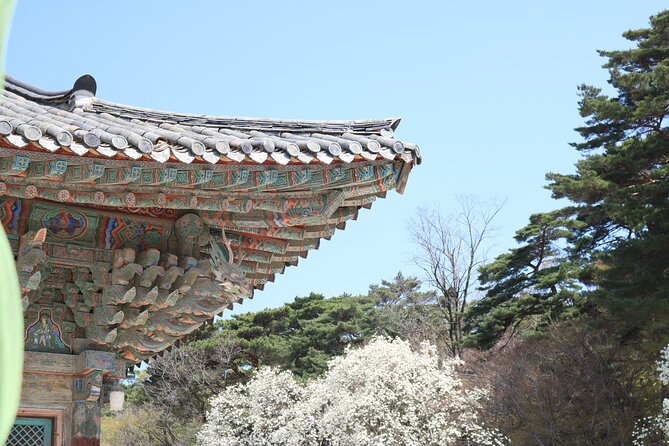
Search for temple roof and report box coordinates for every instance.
[3,75,420,361]
[1,75,420,167]
[0,74,421,293]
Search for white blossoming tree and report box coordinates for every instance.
[633,343,669,445]
[198,337,506,446]
[658,345,669,438]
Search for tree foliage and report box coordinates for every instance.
[369,272,444,349]
[466,210,586,348]
[216,292,382,378]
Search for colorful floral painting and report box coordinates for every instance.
[41,209,87,239]
[103,216,167,250]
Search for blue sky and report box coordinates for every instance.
[6,1,668,314]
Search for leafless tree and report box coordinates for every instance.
[108,332,246,446]
[410,197,503,356]
[464,324,649,445]
[144,331,244,420]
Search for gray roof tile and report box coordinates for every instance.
[1,75,421,166]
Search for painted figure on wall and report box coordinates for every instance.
[25,308,69,353]
[42,209,86,239]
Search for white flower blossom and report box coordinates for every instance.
[633,343,669,445]
[198,337,507,446]
[197,367,304,446]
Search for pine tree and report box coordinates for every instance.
[465,210,584,348]
[216,292,382,377]
[467,11,669,349]
[547,10,669,346]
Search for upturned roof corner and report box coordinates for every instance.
[0,73,421,363]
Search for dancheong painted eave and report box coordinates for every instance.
[1,74,420,363]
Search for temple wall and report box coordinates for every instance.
[20,352,76,446]
[16,350,121,446]
[22,373,73,405]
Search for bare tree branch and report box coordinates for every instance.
[409,196,504,356]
